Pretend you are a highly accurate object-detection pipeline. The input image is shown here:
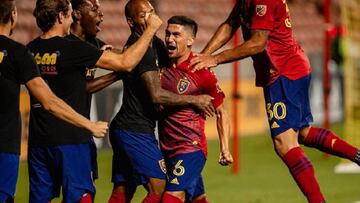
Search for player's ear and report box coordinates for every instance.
[187,36,195,47]
[72,10,81,22]
[58,11,65,24]
[126,17,134,28]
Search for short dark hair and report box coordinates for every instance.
[33,0,71,32]
[167,15,198,37]
[0,0,15,24]
[71,0,86,10]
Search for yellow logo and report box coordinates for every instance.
[158,159,167,174]
[170,178,179,185]
[34,53,57,65]
[271,121,280,129]
[0,51,4,63]
[285,18,292,28]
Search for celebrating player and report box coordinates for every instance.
[190,1,360,202]
[70,0,121,181]
[0,0,108,202]
[107,1,215,203]
[159,15,233,203]
[27,0,162,202]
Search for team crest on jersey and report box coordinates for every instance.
[158,159,167,174]
[177,79,190,94]
[256,5,267,16]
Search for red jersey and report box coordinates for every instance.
[240,0,311,86]
[159,53,225,158]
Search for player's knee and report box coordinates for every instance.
[298,126,311,144]
[273,129,299,157]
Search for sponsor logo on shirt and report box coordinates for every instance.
[34,51,60,75]
[256,5,267,16]
[85,67,97,80]
[177,78,190,94]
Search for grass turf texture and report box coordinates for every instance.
[15,124,360,202]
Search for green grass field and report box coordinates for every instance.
[15,125,360,202]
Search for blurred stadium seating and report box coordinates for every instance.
[13,0,324,54]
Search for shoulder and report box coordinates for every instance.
[195,68,218,84]
[125,34,139,46]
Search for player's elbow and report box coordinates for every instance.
[151,93,162,104]
[40,96,57,113]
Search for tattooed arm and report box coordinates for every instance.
[141,70,215,116]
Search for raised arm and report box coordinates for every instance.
[26,77,108,138]
[216,104,233,166]
[190,29,269,71]
[141,70,215,116]
[86,72,120,93]
[95,14,162,72]
[201,0,243,54]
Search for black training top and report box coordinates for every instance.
[0,35,40,154]
[111,33,169,134]
[84,36,106,118]
[27,34,103,147]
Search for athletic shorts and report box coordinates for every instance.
[28,143,95,203]
[0,152,19,202]
[263,75,313,137]
[110,128,167,186]
[165,150,206,201]
[89,138,98,180]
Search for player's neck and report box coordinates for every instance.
[173,51,191,66]
[71,23,86,41]
[0,23,12,37]
[41,24,68,39]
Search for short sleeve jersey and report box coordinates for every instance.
[239,0,311,86]
[111,34,169,134]
[159,52,225,158]
[0,36,40,154]
[27,34,103,147]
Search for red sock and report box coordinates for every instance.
[108,190,126,203]
[282,147,325,203]
[162,193,183,203]
[305,127,358,162]
[142,193,162,203]
[192,197,210,203]
[78,193,92,203]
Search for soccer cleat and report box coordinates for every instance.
[355,151,360,166]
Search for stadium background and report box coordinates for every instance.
[13,0,360,202]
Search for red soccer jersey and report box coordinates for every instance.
[241,0,311,86]
[159,52,225,158]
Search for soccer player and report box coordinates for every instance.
[189,1,360,202]
[27,0,162,202]
[0,0,108,202]
[70,0,121,181]
[107,1,215,203]
[159,16,233,203]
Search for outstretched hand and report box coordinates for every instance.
[193,94,215,117]
[90,121,108,138]
[189,53,218,72]
[218,150,233,166]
